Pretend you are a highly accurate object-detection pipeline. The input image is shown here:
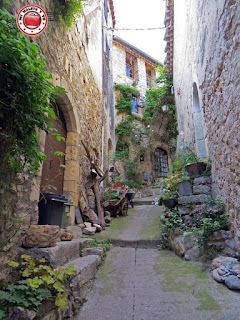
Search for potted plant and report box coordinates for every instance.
[183,149,207,178]
[185,162,207,178]
[177,172,192,196]
[160,189,179,209]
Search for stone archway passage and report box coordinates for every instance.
[154,147,168,178]
[192,83,207,158]
[40,103,67,194]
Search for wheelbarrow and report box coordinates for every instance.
[126,192,136,208]
[103,190,129,217]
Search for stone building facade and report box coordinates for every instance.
[112,36,174,186]
[0,0,115,280]
[165,0,240,252]
[112,36,161,114]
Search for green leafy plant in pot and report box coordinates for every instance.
[159,189,179,209]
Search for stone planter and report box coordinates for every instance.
[178,180,192,196]
[185,162,207,178]
[162,198,178,209]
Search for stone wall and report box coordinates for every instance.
[0,0,114,281]
[112,40,158,97]
[173,0,240,250]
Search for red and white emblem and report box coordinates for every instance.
[17,5,48,36]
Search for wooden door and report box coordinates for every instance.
[40,103,67,194]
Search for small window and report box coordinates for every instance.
[146,64,153,87]
[131,97,138,113]
[126,52,135,79]
[154,148,168,177]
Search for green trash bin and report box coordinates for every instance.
[38,193,67,228]
[62,199,73,228]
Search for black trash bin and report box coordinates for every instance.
[38,193,68,228]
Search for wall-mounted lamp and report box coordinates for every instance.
[162,105,168,112]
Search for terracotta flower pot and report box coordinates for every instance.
[162,198,178,209]
[185,162,207,178]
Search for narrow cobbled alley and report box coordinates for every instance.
[76,202,240,320]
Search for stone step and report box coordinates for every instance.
[110,239,161,249]
[178,194,211,205]
[68,255,102,300]
[22,238,94,266]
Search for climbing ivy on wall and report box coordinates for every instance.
[53,0,84,29]
[142,66,178,139]
[114,85,144,189]
[0,8,63,188]
[114,84,139,115]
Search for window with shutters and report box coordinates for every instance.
[126,52,136,79]
[146,64,154,87]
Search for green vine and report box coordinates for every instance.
[114,85,143,189]
[0,8,63,184]
[142,66,178,139]
[159,200,228,255]
[114,84,139,115]
[0,255,76,318]
[53,0,84,29]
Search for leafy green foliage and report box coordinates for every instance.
[142,66,178,139]
[159,189,179,205]
[142,67,173,120]
[124,159,141,183]
[114,84,139,100]
[1,255,77,315]
[169,149,200,174]
[113,149,129,161]
[102,191,121,201]
[0,280,51,317]
[191,202,228,249]
[53,0,84,29]
[88,239,111,253]
[159,200,228,254]
[113,85,143,189]
[115,121,132,138]
[114,85,139,116]
[115,98,132,115]
[0,8,63,182]
[121,180,141,190]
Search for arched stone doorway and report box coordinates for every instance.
[154,147,168,178]
[40,103,67,194]
[192,83,207,158]
[38,92,80,225]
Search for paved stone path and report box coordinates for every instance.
[75,205,240,320]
